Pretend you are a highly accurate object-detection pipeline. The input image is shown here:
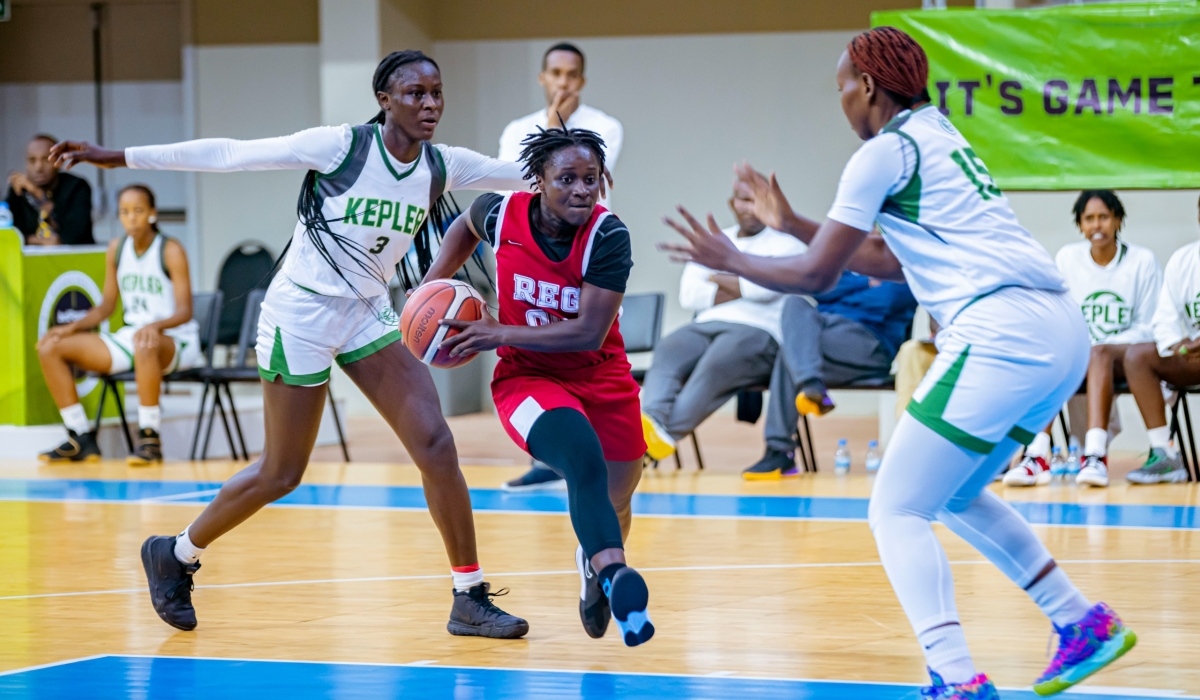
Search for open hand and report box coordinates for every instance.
[438,312,506,357]
[734,162,793,232]
[8,172,42,198]
[133,326,163,353]
[659,206,743,272]
[48,141,126,171]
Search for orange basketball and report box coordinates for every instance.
[399,279,486,369]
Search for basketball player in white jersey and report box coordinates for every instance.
[51,50,541,638]
[37,184,202,465]
[662,27,1134,700]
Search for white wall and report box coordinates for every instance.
[432,32,1200,337]
[0,81,188,245]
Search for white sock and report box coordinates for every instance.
[1027,432,1051,458]
[451,564,484,592]
[60,403,90,435]
[1084,428,1108,457]
[1027,566,1091,627]
[918,623,977,685]
[138,405,161,432]
[1147,426,1179,457]
[174,527,205,565]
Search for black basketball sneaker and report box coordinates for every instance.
[141,535,200,630]
[128,428,164,466]
[447,582,529,639]
[38,429,101,463]
[602,564,655,647]
[576,546,610,638]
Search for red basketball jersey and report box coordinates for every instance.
[494,192,626,372]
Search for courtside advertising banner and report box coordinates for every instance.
[873,3,1200,190]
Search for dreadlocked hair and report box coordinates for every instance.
[847,26,931,108]
[517,124,607,184]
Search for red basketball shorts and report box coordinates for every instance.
[492,360,646,462]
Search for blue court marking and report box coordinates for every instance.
[0,478,1197,529]
[0,656,1189,700]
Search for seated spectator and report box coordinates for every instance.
[6,134,94,246]
[743,271,917,479]
[1003,191,1160,488]
[1120,195,1200,485]
[36,185,201,465]
[639,184,808,460]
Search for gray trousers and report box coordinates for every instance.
[641,321,778,439]
[765,297,894,452]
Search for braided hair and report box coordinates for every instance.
[517,124,607,184]
[285,50,459,306]
[847,26,931,108]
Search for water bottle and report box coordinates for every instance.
[865,440,882,472]
[1067,437,1081,477]
[1049,446,1066,479]
[834,439,851,475]
[0,202,12,229]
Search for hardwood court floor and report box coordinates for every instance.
[0,456,1197,698]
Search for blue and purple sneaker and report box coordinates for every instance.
[921,669,1000,700]
[1033,602,1137,696]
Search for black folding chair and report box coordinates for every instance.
[91,291,224,455]
[1167,387,1200,482]
[198,288,350,462]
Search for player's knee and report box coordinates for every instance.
[1123,342,1157,372]
[36,338,59,361]
[412,426,457,472]
[1089,343,1114,364]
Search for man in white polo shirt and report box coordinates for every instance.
[498,42,623,208]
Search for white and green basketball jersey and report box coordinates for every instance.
[838,105,1067,326]
[1152,240,1200,353]
[1056,240,1161,345]
[117,234,199,342]
[280,124,440,299]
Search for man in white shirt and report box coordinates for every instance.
[639,185,807,463]
[498,43,622,208]
[1120,195,1200,485]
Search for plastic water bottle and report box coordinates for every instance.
[1067,437,1081,477]
[1049,446,1066,479]
[0,202,12,229]
[834,439,851,475]
[865,440,882,472]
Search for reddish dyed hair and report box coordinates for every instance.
[847,26,930,106]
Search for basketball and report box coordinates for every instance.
[399,279,486,369]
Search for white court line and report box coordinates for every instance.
[2,558,1198,603]
[1,653,1193,698]
[139,488,222,503]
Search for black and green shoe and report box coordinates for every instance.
[1126,448,1189,484]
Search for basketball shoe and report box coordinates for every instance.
[447,582,529,639]
[1126,448,1189,484]
[128,428,164,466]
[1002,454,1051,487]
[576,546,610,638]
[141,535,200,630]
[39,429,101,463]
[600,564,654,647]
[921,670,999,700]
[742,448,799,481]
[795,380,836,417]
[1075,454,1108,487]
[1033,602,1136,696]
[641,413,676,460]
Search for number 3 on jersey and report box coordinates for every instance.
[369,236,389,254]
[951,147,1002,201]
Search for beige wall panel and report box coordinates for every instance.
[379,0,432,56]
[192,0,319,46]
[107,3,184,80]
[430,0,921,40]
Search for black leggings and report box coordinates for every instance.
[526,408,624,558]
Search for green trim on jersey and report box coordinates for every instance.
[258,326,331,385]
[881,130,922,223]
[1006,424,1036,446]
[287,277,324,296]
[335,330,402,367]
[906,346,998,454]
[374,124,422,181]
[319,126,362,182]
[101,330,136,366]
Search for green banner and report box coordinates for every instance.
[873,3,1200,190]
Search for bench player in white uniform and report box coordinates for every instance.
[663,27,1135,700]
[37,184,201,466]
[1004,190,1160,488]
[52,50,537,638]
[1121,197,1200,485]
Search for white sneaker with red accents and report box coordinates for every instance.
[1002,454,1051,487]
[1076,454,1109,487]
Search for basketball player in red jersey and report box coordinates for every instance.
[421,126,654,647]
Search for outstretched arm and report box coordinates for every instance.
[660,207,903,296]
[439,283,621,357]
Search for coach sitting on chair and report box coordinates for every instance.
[638,183,808,461]
[743,271,916,479]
